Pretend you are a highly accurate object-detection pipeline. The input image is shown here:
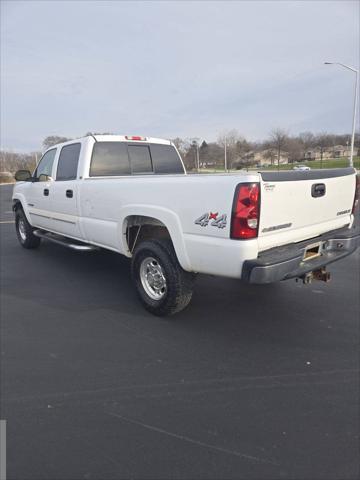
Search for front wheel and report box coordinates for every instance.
[15,208,41,249]
[131,239,195,316]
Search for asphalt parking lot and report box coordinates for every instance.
[1,183,359,480]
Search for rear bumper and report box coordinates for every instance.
[241,225,360,284]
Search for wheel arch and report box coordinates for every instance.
[12,195,32,224]
[120,206,192,271]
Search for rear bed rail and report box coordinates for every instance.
[260,167,355,182]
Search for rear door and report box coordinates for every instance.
[50,143,82,238]
[258,168,356,251]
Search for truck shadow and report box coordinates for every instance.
[8,237,350,344]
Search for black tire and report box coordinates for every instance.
[15,208,41,249]
[131,239,195,316]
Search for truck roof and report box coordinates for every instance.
[92,135,172,145]
[43,135,173,154]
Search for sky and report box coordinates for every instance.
[1,0,359,152]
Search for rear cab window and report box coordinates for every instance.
[89,141,184,177]
[128,145,153,174]
[90,142,130,176]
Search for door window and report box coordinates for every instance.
[33,149,57,180]
[56,143,81,181]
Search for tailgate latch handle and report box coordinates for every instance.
[311,183,326,198]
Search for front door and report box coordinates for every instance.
[27,148,57,230]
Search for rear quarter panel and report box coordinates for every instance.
[78,173,260,276]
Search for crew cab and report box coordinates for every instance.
[12,135,359,316]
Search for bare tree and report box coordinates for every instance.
[43,136,71,150]
[171,137,189,159]
[0,151,40,174]
[182,138,200,171]
[218,130,244,170]
[315,132,330,168]
[234,138,251,164]
[286,137,303,163]
[203,142,224,168]
[269,128,288,169]
[299,131,315,160]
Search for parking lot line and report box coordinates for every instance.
[107,411,279,466]
[0,420,6,480]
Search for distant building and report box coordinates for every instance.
[236,149,289,167]
[304,145,351,160]
[331,145,352,158]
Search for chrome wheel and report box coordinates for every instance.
[18,219,27,241]
[140,256,167,301]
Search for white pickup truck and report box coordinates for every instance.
[13,135,359,316]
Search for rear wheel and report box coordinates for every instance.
[131,239,195,316]
[15,208,41,249]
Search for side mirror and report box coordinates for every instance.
[38,174,53,182]
[15,170,32,182]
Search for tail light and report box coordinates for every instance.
[352,175,359,214]
[231,182,260,239]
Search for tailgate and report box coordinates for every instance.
[258,168,356,252]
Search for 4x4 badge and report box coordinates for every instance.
[195,212,227,229]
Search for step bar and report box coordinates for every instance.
[33,230,99,251]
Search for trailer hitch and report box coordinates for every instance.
[298,267,331,285]
[313,267,331,282]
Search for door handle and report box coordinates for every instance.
[311,183,326,198]
[66,189,73,198]
[43,188,49,196]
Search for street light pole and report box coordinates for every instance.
[350,69,358,167]
[324,62,359,168]
[224,136,227,173]
[197,144,200,172]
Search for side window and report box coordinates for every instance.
[56,143,81,181]
[34,149,57,180]
[90,142,130,176]
[128,145,153,174]
[150,144,184,174]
